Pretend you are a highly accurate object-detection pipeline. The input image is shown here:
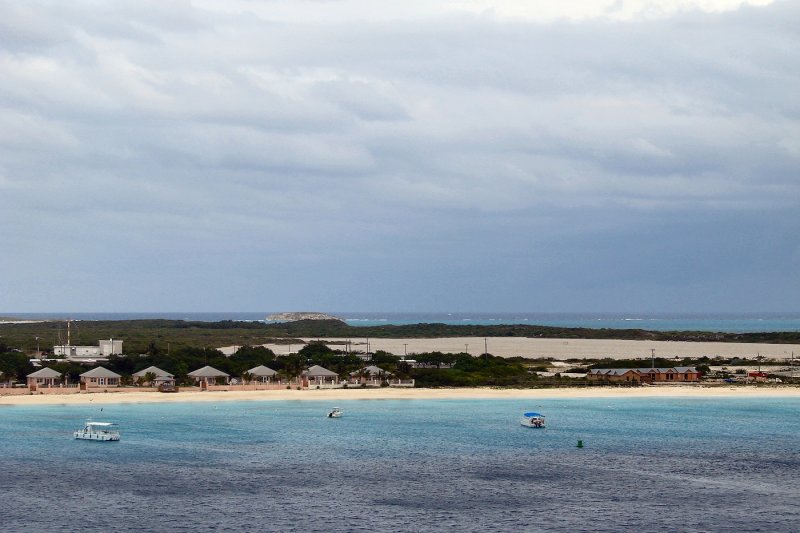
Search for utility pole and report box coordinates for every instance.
[403,344,408,358]
[484,337,488,355]
[465,343,469,355]
[651,349,655,369]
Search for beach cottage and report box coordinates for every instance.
[79,367,122,389]
[27,367,63,389]
[132,366,175,387]
[188,366,230,388]
[586,367,700,383]
[349,365,390,386]
[586,368,642,383]
[303,365,339,387]
[245,365,278,384]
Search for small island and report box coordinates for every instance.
[266,312,343,322]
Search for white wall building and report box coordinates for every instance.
[53,339,123,359]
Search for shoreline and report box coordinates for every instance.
[2,386,799,406]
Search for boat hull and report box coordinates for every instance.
[520,419,545,428]
[74,431,120,441]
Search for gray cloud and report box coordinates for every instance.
[1,0,798,312]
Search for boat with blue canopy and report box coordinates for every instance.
[520,412,545,428]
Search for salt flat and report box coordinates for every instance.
[246,337,800,361]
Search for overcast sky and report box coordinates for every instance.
[1,0,798,313]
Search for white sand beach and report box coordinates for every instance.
[236,337,800,361]
[2,385,799,406]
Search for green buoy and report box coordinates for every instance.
[577,440,584,448]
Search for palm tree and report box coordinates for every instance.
[143,371,157,387]
[281,354,305,387]
[355,367,371,386]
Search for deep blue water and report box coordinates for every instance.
[1,397,798,532]
[4,312,800,332]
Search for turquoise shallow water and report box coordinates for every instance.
[1,397,798,532]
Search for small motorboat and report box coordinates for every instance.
[327,407,343,418]
[520,412,545,428]
[74,420,120,441]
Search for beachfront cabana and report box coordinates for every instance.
[132,366,175,387]
[79,367,122,389]
[27,367,63,389]
[303,365,339,387]
[245,365,278,384]
[188,366,230,387]
[349,365,391,386]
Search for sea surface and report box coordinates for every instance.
[1,397,798,532]
[4,312,800,333]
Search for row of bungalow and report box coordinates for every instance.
[25,363,411,391]
[586,367,701,384]
[186,364,406,389]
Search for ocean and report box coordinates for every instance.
[4,312,800,333]
[1,397,798,532]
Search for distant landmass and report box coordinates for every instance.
[266,312,343,322]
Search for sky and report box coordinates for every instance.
[1,0,798,313]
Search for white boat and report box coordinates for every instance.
[74,421,120,441]
[520,412,545,428]
[327,407,342,418]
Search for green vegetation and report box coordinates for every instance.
[0,351,35,382]
[1,319,800,356]
[412,353,536,387]
[2,319,799,387]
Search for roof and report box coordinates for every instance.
[247,365,277,377]
[27,367,62,378]
[350,365,391,377]
[304,365,338,377]
[591,367,699,376]
[80,367,122,378]
[523,412,545,418]
[132,366,174,378]
[588,368,637,376]
[188,365,230,378]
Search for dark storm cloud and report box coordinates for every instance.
[0,0,797,311]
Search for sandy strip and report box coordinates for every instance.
[230,337,800,361]
[2,386,799,406]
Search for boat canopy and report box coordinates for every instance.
[523,412,544,418]
[86,422,116,427]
